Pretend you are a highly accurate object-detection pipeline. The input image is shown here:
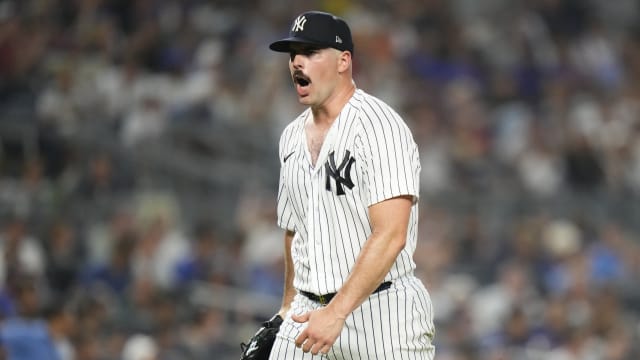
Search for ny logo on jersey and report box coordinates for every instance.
[325,150,355,196]
[292,15,307,32]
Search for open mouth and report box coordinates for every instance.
[293,72,311,87]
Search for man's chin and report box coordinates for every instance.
[297,96,312,105]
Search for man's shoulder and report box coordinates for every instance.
[354,89,407,128]
[282,109,309,133]
[277,109,308,154]
[356,89,397,114]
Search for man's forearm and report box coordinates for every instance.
[327,230,405,318]
[327,196,412,319]
[279,230,297,317]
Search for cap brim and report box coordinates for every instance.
[269,37,329,52]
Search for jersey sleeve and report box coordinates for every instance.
[276,164,296,231]
[276,126,297,231]
[357,103,421,206]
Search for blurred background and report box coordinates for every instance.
[0,0,639,359]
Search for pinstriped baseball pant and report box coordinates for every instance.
[269,276,435,360]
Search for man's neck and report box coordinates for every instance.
[311,81,356,126]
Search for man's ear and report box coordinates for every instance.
[338,51,352,73]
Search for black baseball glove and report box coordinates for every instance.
[240,314,283,360]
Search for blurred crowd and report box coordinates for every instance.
[1,0,640,359]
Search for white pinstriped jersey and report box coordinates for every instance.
[276,88,421,296]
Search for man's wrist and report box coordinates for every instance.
[327,299,349,320]
[277,307,290,319]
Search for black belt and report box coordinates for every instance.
[300,281,392,306]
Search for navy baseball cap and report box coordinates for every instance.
[269,11,354,54]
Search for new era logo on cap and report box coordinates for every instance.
[269,11,354,54]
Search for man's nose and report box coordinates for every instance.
[290,54,304,68]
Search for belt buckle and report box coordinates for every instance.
[318,294,327,305]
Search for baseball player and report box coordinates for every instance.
[268,10,435,359]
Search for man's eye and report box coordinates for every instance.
[290,48,318,59]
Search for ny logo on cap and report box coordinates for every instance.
[292,15,307,32]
